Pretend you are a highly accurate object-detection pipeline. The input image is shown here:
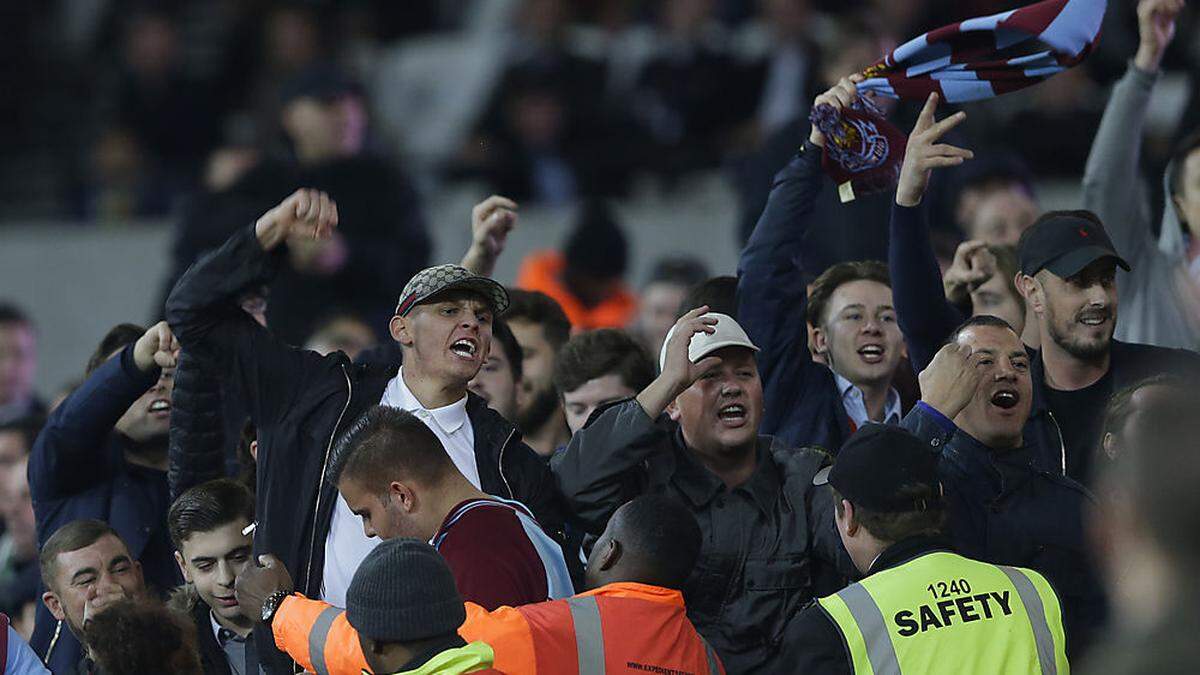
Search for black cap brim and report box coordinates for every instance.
[1043,246,1131,279]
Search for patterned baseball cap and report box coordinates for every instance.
[395,264,510,317]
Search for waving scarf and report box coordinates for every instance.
[812,0,1107,200]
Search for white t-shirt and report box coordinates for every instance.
[321,368,478,606]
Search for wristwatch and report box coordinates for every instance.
[261,590,291,625]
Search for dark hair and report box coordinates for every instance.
[491,318,524,381]
[645,257,710,290]
[86,600,203,675]
[947,314,1017,343]
[1102,375,1186,440]
[0,415,45,456]
[806,261,891,328]
[980,245,1025,315]
[0,303,33,328]
[40,519,124,591]
[833,486,946,543]
[505,290,571,350]
[328,406,452,491]
[167,479,255,551]
[553,329,654,396]
[953,153,1036,208]
[1017,209,1105,264]
[85,323,144,376]
[1168,129,1200,201]
[677,276,738,319]
[617,495,702,590]
[564,200,628,280]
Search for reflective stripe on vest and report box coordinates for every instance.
[998,566,1058,675]
[308,605,343,675]
[818,552,1065,675]
[838,583,902,675]
[567,596,606,674]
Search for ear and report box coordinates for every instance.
[42,592,64,621]
[665,398,681,422]
[390,481,417,513]
[174,551,193,584]
[1102,432,1117,461]
[390,315,413,347]
[1015,273,1044,314]
[811,325,829,358]
[838,499,859,537]
[249,440,259,462]
[597,539,623,572]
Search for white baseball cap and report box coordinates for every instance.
[658,312,760,372]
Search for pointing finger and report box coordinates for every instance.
[915,93,939,133]
[927,110,968,140]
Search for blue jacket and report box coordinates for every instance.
[737,147,857,452]
[902,403,1106,659]
[28,345,180,673]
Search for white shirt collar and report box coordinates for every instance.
[833,373,902,424]
[383,367,468,434]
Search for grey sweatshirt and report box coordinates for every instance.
[1082,63,1200,350]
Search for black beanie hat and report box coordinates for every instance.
[345,538,465,643]
[564,200,628,280]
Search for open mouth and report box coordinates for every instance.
[717,403,747,427]
[858,344,885,364]
[450,338,478,360]
[990,390,1019,410]
[148,399,171,415]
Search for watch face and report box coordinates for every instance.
[262,593,280,622]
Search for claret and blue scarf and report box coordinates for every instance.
[812,0,1107,201]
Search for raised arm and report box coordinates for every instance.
[1082,0,1182,266]
[165,190,341,427]
[890,94,975,371]
[553,310,719,532]
[460,195,518,277]
[738,79,867,435]
[30,324,176,501]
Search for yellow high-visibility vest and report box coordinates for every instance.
[817,551,1069,675]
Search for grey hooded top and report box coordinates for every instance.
[1082,62,1200,350]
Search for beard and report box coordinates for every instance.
[1045,302,1113,362]
[517,384,561,434]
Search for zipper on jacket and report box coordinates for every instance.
[498,428,516,499]
[305,364,353,596]
[1046,410,1066,475]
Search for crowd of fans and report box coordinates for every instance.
[2,0,1200,673]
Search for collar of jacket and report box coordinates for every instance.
[667,427,782,516]
[390,635,476,674]
[1028,340,1136,414]
[577,582,686,607]
[867,536,956,576]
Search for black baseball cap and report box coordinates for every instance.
[280,63,363,105]
[1018,212,1130,278]
[813,425,941,513]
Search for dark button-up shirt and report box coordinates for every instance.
[553,399,851,674]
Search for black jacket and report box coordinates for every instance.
[1028,339,1200,481]
[165,224,563,674]
[903,403,1106,659]
[168,350,243,502]
[156,155,430,345]
[29,346,181,673]
[553,399,851,674]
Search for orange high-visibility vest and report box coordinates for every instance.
[514,251,638,331]
[273,583,723,675]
